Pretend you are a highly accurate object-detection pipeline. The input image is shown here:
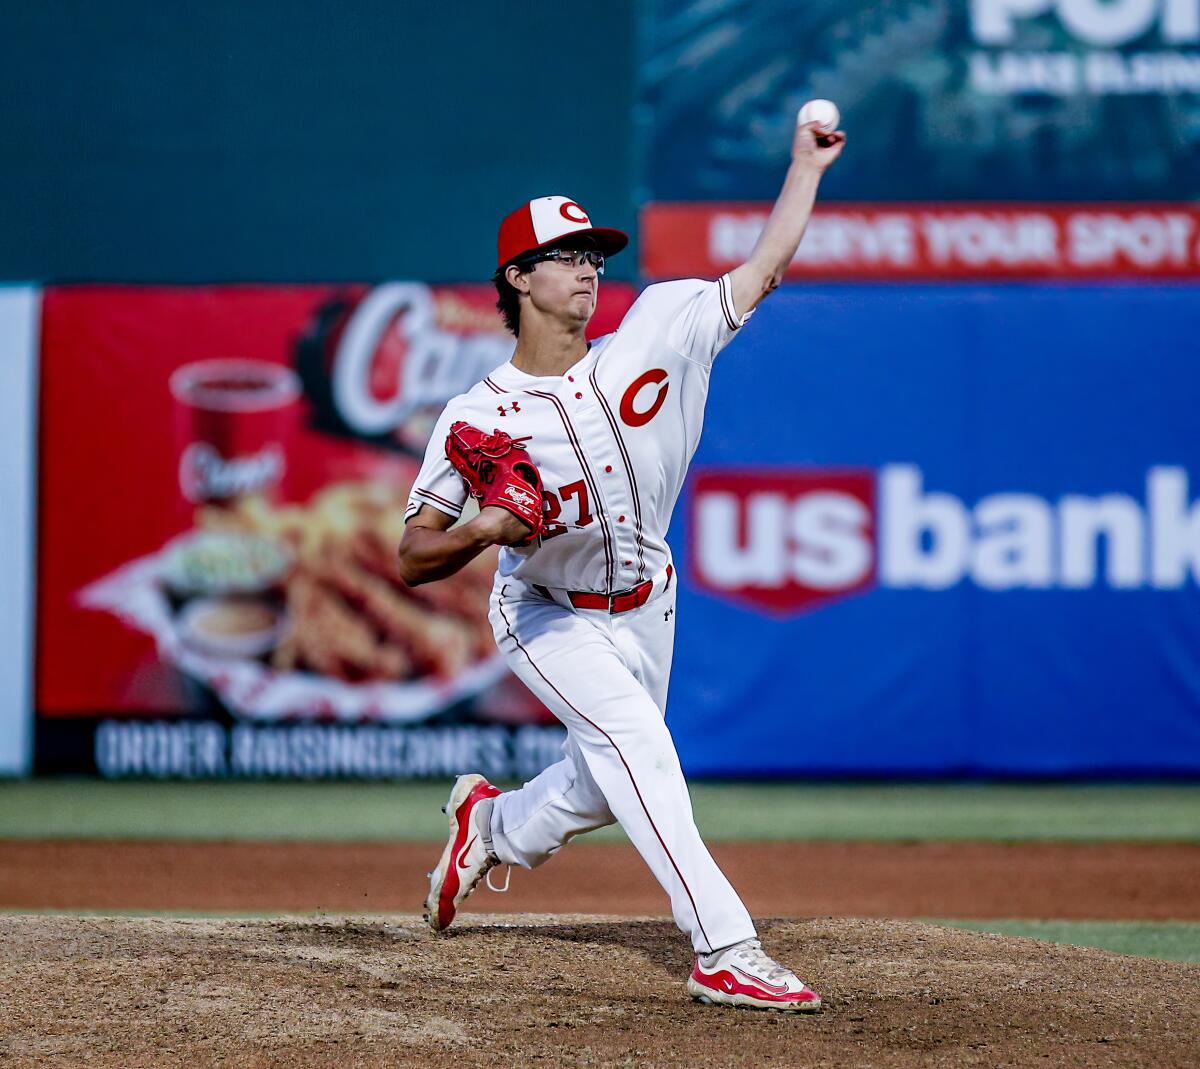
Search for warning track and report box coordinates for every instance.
[1,840,1197,918]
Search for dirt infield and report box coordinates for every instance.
[2,840,1198,918]
[2,913,1198,1069]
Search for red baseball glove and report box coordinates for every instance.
[445,422,545,545]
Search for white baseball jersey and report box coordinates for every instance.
[405,273,752,593]
[409,272,759,955]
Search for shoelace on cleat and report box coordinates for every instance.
[485,862,511,893]
[728,939,795,985]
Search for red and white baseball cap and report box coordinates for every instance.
[497,196,628,269]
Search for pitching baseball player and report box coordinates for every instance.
[399,118,845,1011]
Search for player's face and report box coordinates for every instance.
[524,249,600,328]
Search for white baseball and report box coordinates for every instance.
[797,98,840,135]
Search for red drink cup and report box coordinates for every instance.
[170,359,302,509]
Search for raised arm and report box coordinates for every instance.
[397,504,528,586]
[728,120,846,320]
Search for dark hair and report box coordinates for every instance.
[493,262,529,338]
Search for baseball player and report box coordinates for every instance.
[399,118,845,1011]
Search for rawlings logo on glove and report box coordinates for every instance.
[502,485,539,509]
[445,422,545,546]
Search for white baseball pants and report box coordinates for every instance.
[486,566,756,954]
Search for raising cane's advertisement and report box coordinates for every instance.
[36,283,636,779]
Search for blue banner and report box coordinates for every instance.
[668,284,1200,775]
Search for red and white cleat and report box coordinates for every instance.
[424,773,504,933]
[687,938,823,1012]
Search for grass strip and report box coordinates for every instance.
[935,919,1200,964]
[0,780,1197,842]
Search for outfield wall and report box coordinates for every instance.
[22,281,1200,778]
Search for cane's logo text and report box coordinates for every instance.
[179,443,284,503]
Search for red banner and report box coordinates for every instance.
[37,283,635,736]
[642,203,1200,280]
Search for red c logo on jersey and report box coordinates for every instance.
[620,368,669,427]
[559,201,589,224]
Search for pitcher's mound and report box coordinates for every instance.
[2,914,1196,1068]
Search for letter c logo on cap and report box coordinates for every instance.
[559,201,589,224]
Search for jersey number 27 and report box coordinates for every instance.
[541,479,592,539]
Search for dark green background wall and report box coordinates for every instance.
[0,2,637,282]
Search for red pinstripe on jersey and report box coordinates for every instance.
[589,365,647,582]
[717,273,740,331]
[413,486,464,514]
[524,389,614,593]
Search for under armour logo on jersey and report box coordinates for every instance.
[498,402,521,417]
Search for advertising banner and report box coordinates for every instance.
[0,287,39,778]
[35,283,636,779]
[35,282,1200,778]
[640,0,1200,202]
[666,283,1200,776]
[642,203,1200,280]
